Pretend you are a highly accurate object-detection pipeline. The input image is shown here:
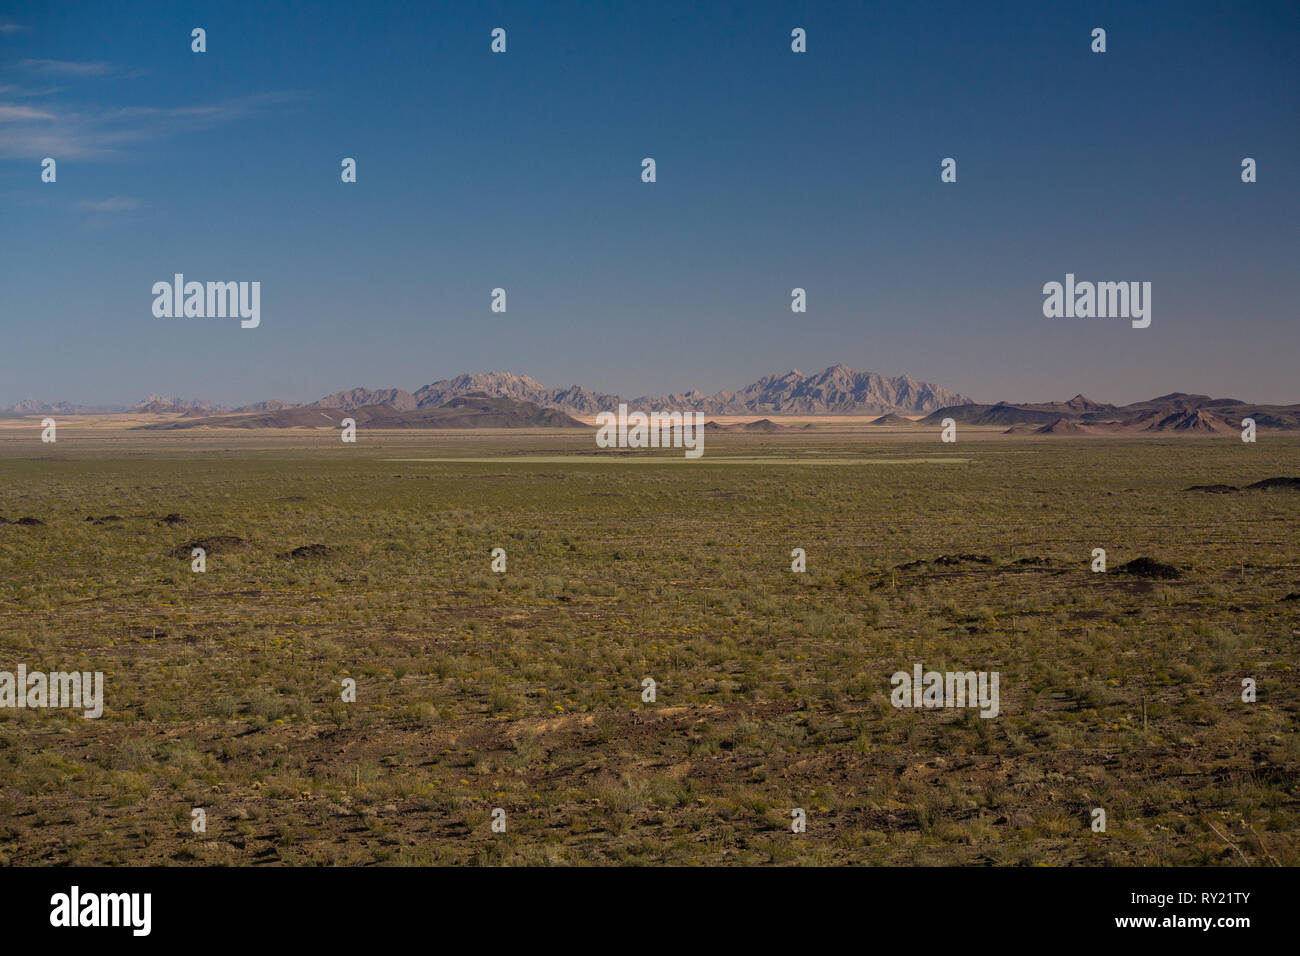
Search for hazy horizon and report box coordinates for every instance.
[4,360,1300,412]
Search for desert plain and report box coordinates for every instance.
[0,420,1295,865]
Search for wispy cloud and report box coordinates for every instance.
[20,59,113,76]
[0,104,54,120]
[103,92,307,123]
[0,23,29,34]
[0,90,310,159]
[0,84,61,97]
[75,197,143,213]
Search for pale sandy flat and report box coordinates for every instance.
[570,413,927,426]
[383,455,971,465]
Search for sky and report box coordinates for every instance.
[1,0,1297,407]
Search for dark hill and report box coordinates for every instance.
[923,393,1300,433]
[137,393,584,430]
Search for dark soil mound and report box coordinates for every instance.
[279,544,335,559]
[1245,476,1300,490]
[173,535,245,558]
[15,517,44,526]
[1185,484,1238,493]
[1118,557,1181,579]
[897,553,992,570]
[158,513,187,525]
[932,553,993,566]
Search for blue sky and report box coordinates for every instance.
[1,0,1297,407]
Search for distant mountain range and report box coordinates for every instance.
[6,369,1300,433]
[919,393,1300,434]
[1,365,973,417]
[305,365,973,416]
[141,394,584,430]
[0,394,227,416]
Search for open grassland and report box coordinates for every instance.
[0,426,1296,865]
